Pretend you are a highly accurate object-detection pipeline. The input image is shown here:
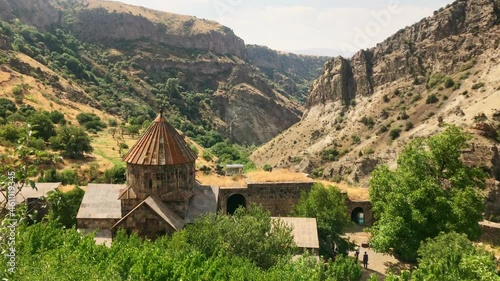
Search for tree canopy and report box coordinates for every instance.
[1,206,363,280]
[368,125,486,261]
[49,125,93,159]
[293,183,352,258]
[412,232,499,281]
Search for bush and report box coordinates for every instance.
[76,112,106,132]
[426,94,439,104]
[360,116,375,129]
[0,98,17,118]
[389,128,401,140]
[471,82,485,90]
[39,168,79,185]
[444,77,455,89]
[262,164,273,172]
[202,150,213,162]
[322,148,340,161]
[405,122,414,131]
[94,165,126,184]
[49,110,66,124]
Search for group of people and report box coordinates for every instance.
[354,246,368,269]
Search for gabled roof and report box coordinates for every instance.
[160,188,193,202]
[118,185,137,200]
[77,184,124,219]
[123,111,197,165]
[112,195,185,231]
[272,217,319,249]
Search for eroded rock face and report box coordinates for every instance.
[212,66,302,145]
[0,0,60,31]
[306,0,500,107]
[69,9,247,58]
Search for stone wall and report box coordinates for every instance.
[218,182,313,216]
[126,163,195,200]
[77,218,119,230]
[346,199,373,226]
[480,221,500,246]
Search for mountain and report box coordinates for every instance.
[0,0,328,146]
[251,0,500,194]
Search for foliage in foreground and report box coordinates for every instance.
[412,232,499,281]
[369,125,486,261]
[293,183,352,258]
[0,209,363,281]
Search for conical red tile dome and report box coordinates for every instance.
[123,111,197,165]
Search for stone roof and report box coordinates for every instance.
[272,217,319,249]
[13,182,62,204]
[112,194,185,231]
[77,184,124,219]
[123,112,197,166]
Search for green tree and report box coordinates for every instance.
[46,187,85,228]
[185,205,295,269]
[0,98,16,117]
[324,255,362,281]
[27,111,56,141]
[412,232,499,281]
[50,125,93,159]
[368,125,486,261]
[293,183,352,258]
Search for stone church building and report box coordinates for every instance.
[76,112,370,249]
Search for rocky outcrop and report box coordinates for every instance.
[0,0,60,31]
[246,45,329,101]
[212,66,302,145]
[68,7,247,58]
[307,0,500,107]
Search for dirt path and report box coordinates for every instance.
[345,227,414,280]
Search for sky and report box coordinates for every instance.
[116,0,454,56]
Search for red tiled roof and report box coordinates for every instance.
[123,112,197,165]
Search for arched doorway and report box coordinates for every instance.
[227,194,246,215]
[351,207,365,225]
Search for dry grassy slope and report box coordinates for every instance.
[0,53,217,175]
[85,0,224,35]
[251,49,500,185]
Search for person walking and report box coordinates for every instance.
[354,246,360,262]
[362,252,368,269]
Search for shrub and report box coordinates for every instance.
[360,116,375,129]
[471,82,485,90]
[321,148,340,161]
[0,98,17,118]
[389,128,402,140]
[444,77,455,89]
[377,125,389,135]
[262,164,273,172]
[426,94,439,104]
[405,122,414,131]
[202,150,213,162]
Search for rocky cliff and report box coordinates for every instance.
[307,0,499,108]
[247,45,328,103]
[253,0,500,196]
[0,0,323,145]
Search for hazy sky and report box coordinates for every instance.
[116,0,454,55]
